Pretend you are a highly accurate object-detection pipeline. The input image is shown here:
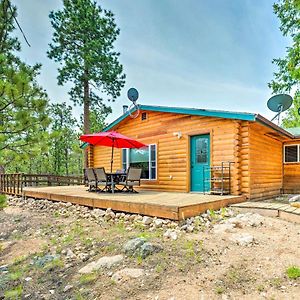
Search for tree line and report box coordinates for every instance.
[0,0,299,175]
[0,0,124,175]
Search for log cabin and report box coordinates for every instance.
[85,105,300,200]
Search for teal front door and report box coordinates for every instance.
[190,134,210,192]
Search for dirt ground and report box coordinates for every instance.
[0,202,299,300]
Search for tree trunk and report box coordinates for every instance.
[83,69,90,168]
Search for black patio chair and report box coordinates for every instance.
[93,167,111,192]
[119,167,142,193]
[85,168,97,192]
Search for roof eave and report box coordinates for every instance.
[255,114,294,139]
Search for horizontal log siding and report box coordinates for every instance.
[93,111,241,193]
[283,139,300,193]
[248,123,283,199]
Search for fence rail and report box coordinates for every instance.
[0,173,84,196]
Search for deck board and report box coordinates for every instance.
[23,186,246,220]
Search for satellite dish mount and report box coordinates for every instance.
[127,88,140,119]
[267,94,293,125]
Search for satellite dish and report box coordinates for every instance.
[127,88,139,103]
[267,94,293,124]
[127,88,140,119]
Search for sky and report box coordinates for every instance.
[13,0,290,123]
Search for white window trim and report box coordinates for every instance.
[122,144,157,180]
[283,144,300,163]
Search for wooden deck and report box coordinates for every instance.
[23,186,246,220]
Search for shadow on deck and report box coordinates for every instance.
[23,186,246,220]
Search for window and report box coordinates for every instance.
[122,144,157,180]
[284,145,299,163]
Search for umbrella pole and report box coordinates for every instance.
[111,144,114,173]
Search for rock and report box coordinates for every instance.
[78,255,123,274]
[123,238,146,256]
[24,277,32,282]
[153,218,164,228]
[164,229,178,240]
[63,285,73,292]
[227,213,263,228]
[112,268,145,283]
[229,233,254,246]
[139,242,163,258]
[291,202,300,208]
[78,252,90,262]
[289,195,300,202]
[66,248,76,260]
[142,216,153,225]
[213,223,235,234]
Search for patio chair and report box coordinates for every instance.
[93,167,111,192]
[119,167,142,193]
[85,168,97,192]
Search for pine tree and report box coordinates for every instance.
[48,0,125,167]
[0,0,50,171]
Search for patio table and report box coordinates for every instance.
[106,172,126,193]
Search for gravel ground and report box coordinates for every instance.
[0,196,299,300]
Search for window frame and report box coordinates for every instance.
[284,144,300,163]
[122,144,157,180]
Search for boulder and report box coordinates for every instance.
[112,268,144,283]
[213,223,235,234]
[78,254,123,274]
[123,238,146,256]
[289,195,300,203]
[142,216,153,225]
[164,229,179,240]
[229,233,254,246]
[139,242,163,258]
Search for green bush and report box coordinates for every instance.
[286,266,300,279]
[0,194,7,210]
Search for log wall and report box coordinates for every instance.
[93,110,241,193]
[92,110,290,199]
[283,139,300,193]
[248,123,283,199]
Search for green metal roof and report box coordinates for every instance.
[104,105,256,131]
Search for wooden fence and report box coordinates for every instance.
[0,173,84,196]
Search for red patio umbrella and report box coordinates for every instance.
[80,131,147,172]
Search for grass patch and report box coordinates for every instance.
[286,266,300,279]
[0,194,7,210]
[269,277,282,288]
[44,258,64,271]
[8,270,22,281]
[215,286,225,294]
[4,285,22,299]
[79,272,98,285]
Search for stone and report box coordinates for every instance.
[112,268,145,283]
[63,285,73,292]
[139,242,163,259]
[24,277,32,282]
[66,248,76,260]
[78,252,90,262]
[213,223,235,234]
[78,255,123,274]
[153,218,164,228]
[227,213,263,228]
[291,202,300,208]
[229,233,254,246]
[123,238,146,256]
[164,229,178,240]
[142,216,153,225]
[289,195,300,203]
